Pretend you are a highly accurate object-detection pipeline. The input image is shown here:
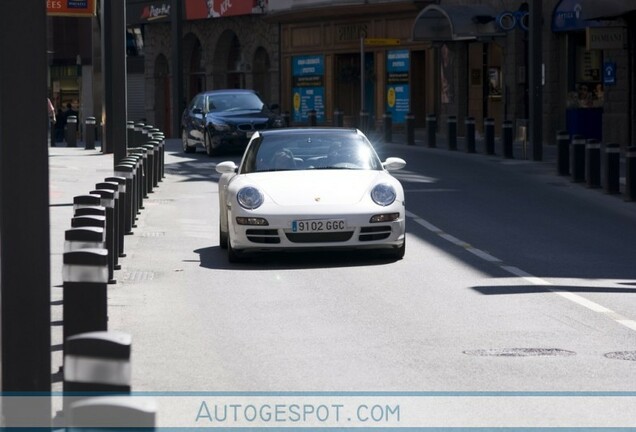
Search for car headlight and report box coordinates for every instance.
[371,183,396,206]
[237,186,264,210]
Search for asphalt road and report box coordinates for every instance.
[99,137,636,425]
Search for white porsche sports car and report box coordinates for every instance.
[216,128,406,262]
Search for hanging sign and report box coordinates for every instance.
[47,0,97,17]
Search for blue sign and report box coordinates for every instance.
[386,50,410,124]
[552,0,604,32]
[603,62,616,85]
[292,55,325,123]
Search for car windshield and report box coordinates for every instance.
[241,131,383,173]
[207,92,265,113]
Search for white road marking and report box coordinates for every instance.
[407,211,636,332]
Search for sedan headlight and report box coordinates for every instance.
[371,183,396,206]
[237,186,264,209]
[210,122,231,132]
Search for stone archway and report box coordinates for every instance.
[154,54,170,136]
[213,29,244,89]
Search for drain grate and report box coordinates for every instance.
[463,348,576,357]
[604,351,636,361]
[122,270,155,282]
[140,231,166,238]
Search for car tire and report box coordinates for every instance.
[227,232,245,263]
[389,239,405,260]
[219,224,228,250]
[182,129,195,153]
[204,131,215,157]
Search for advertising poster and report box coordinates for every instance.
[386,50,410,124]
[185,0,267,20]
[292,55,325,123]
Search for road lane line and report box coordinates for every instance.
[407,211,636,333]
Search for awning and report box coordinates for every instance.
[552,0,635,32]
[411,4,504,42]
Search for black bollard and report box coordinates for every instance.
[426,114,436,148]
[465,117,476,153]
[556,130,570,176]
[74,206,106,219]
[73,194,102,211]
[133,122,145,147]
[406,112,415,146]
[603,143,621,195]
[69,396,156,429]
[126,121,135,147]
[333,109,344,127]
[106,176,128,258]
[484,118,495,155]
[115,164,136,235]
[62,249,109,346]
[308,109,317,127]
[96,182,122,270]
[151,132,166,179]
[84,117,96,150]
[383,111,393,143]
[89,190,117,283]
[65,227,105,256]
[585,139,601,188]
[147,139,161,188]
[141,144,156,194]
[63,331,132,416]
[66,115,78,147]
[128,148,148,200]
[570,135,586,183]
[626,146,636,201]
[447,116,457,150]
[502,120,514,158]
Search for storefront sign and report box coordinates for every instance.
[336,23,368,42]
[386,50,410,124]
[551,0,603,32]
[47,0,96,17]
[603,62,616,85]
[292,55,325,123]
[185,0,267,20]
[127,2,172,24]
[586,27,627,50]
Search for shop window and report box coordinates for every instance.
[568,33,603,109]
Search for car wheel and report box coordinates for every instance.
[389,239,405,260]
[204,131,215,157]
[182,129,195,153]
[227,232,245,263]
[219,224,228,250]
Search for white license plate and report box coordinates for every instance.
[292,219,347,233]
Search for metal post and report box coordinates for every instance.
[603,143,621,194]
[106,176,128,258]
[133,122,144,148]
[88,190,117,284]
[570,135,586,183]
[556,130,570,176]
[126,121,135,148]
[308,109,317,127]
[502,120,514,159]
[406,112,415,146]
[85,117,97,150]
[141,144,156,193]
[426,114,436,148]
[447,116,457,150]
[585,139,601,188]
[334,109,344,127]
[66,116,78,147]
[96,182,121,269]
[62,249,109,345]
[465,117,476,153]
[384,111,393,143]
[115,164,136,234]
[484,118,495,155]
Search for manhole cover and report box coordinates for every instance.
[463,348,576,357]
[604,351,636,361]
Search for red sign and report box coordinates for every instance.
[184,0,267,20]
[47,0,96,17]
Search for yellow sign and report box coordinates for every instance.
[364,38,401,46]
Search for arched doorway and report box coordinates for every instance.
[154,54,170,136]
[252,47,271,102]
[183,33,205,100]
[213,30,244,89]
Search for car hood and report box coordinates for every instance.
[235,170,396,206]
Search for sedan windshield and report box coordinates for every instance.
[241,132,383,173]
[207,93,265,112]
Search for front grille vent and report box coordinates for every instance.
[359,226,392,242]
[246,229,280,244]
[285,232,353,243]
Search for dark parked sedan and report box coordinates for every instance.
[181,89,285,156]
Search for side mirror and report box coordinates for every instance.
[215,161,238,174]
[382,157,406,171]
